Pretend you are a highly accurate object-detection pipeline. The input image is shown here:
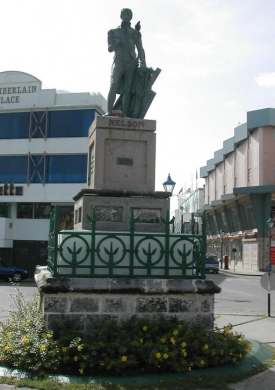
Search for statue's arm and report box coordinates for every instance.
[108,30,119,53]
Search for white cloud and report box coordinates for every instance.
[255,72,275,87]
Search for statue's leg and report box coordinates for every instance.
[107,63,123,115]
[122,64,136,116]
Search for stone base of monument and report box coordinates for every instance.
[74,189,170,232]
[35,267,220,336]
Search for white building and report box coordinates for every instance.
[174,187,205,233]
[0,71,106,274]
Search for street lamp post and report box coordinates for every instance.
[266,218,274,317]
[220,230,224,269]
[163,174,176,232]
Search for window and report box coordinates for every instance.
[17,203,33,218]
[56,206,74,229]
[0,112,29,139]
[17,203,51,219]
[34,203,51,219]
[0,154,87,184]
[0,109,96,139]
[48,109,95,138]
[0,156,27,183]
[46,154,87,183]
[0,203,10,218]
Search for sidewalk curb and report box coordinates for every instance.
[0,340,273,386]
[220,269,264,277]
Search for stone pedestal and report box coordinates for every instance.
[88,115,156,192]
[35,267,220,336]
[74,189,170,232]
[75,115,169,233]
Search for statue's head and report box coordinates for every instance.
[120,8,133,23]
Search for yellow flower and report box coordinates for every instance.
[79,368,84,375]
[155,352,162,359]
[181,349,187,357]
[173,329,179,336]
[163,353,169,359]
[142,325,148,332]
[21,336,29,345]
[139,338,144,344]
[170,337,176,345]
[77,344,84,352]
[121,355,128,363]
[181,341,187,348]
[39,344,48,352]
[203,344,208,351]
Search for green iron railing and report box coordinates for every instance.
[47,208,206,279]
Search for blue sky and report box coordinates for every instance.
[1,0,275,200]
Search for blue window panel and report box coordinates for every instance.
[48,109,96,138]
[47,154,87,183]
[0,112,29,139]
[0,156,27,182]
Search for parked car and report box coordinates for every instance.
[0,260,29,282]
[205,256,219,274]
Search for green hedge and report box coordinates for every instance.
[0,292,250,376]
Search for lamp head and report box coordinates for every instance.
[163,173,176,195]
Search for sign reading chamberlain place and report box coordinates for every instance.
[0,84,38,104]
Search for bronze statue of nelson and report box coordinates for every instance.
[107,8,160,119]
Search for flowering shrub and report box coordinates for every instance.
[0,291,60,373]
[0,293,250,375]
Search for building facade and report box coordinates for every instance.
[0,71,106,273]
[200,108,275,272]
[174,187,205,234]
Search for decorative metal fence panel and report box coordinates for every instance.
[48,209,206,279]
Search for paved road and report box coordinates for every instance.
[0,281,37,322]
[208,272,275,317]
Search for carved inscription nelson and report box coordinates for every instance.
[108,117,145,129]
